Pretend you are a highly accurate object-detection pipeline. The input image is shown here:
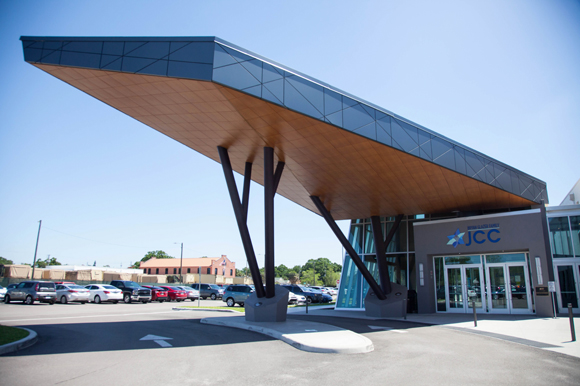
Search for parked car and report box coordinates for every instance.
[223,284,254,307]
[4,281,56,305]
[85,284,123,304]
[7,283,18,290]
[191,283,223,300]
[142,285,170,302]
[158,286,187,302]
[281,284,332,303]
[56,284,90,304]
[0,285,6,300]
[110,280,152,303]
[175,286,200,301]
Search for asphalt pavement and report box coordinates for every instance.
[1,301,579,386]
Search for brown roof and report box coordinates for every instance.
[140,257,224,268]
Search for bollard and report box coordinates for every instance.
[305,298,309,314]
[568,303,576,342]
[404,298,407,320]
[472,299,477,327]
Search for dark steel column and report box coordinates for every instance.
[310,196,386,300]
[371,214,404,295]
[242,162,252,221]
[264,147,275,298]
[217,146,265,298]
[370,216,391,295]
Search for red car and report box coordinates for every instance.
[142,285,169,303]
[159,286,187,302]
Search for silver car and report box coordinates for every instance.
[175,286,200,301]
[0,285,6,300]
[56,284,90,304]
[4,281,57,305]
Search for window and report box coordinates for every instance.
[207,268,210,274]
[156,268,159,274]
[173,268,177,274]
[230,269,233,276]
[187,268,191,273]
[165,268,168,274]
[549,217,574,258]
[148,268,151,274]
[143,269,147,274]
[214,268,218,275]
[178,268,181,274]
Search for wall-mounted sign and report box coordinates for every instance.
[447,223,501,248]
[535,286,549,296]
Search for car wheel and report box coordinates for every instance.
[141,301,147,304]
[159,300,164,303]
[226,298,235,307]
[25,295,34,305]
[124,294,131,303]
[60,296,67,304]
[94,295,101,304]
[210,293,217,300]
[4,295,10,304]
[49,300,54,305]
[112,301,118,304]
[307,297,313,304]
[81,301,87,304]
[202,297,207,300]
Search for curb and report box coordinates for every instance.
[172,307,242,313]
[201,317,374,354]
[0,328,38,355]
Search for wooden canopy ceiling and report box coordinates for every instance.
[35,63,536,220]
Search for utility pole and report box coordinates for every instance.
[180,242,183,284]
[31,220,42,279]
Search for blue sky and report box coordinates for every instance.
[1,1,579,269]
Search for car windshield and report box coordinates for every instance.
[124,282,140,288]
[70,285,86,289]
[209,285,220,289]
[103,285,117,289]
[182,287,193,290]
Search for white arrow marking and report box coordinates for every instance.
[368,325,408,333]
[140,334,173,347]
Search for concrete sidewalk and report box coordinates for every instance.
[288,306,580,358]
[201,315,373,354]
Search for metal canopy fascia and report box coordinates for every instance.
[20,36,548,220]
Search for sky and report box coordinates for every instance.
[1,1,579,270]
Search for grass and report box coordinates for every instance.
[0,325,29,346]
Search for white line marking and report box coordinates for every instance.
[368,325,408,333]
[154,339,172,347]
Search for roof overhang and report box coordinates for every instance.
[21,36,548,220]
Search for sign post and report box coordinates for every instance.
[548,281,557,318]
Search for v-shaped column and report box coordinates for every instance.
[370,214,404,295]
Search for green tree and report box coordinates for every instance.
[286,270,299,284]
[0,257,14,265]
[302,258,339,285]
[275,264,289,278]
[300,268,320,286]
[131,250,174,269]
[35,256,62,268]
[323,270,341,287]
[236,267,251,277]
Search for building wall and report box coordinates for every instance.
[413,209,553,317]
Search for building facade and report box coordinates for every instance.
[139,255,236,278]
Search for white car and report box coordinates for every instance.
[56,284,90,304]
[324,287,338,296]
[0,285,6,300]
[85,284,123,304]
[288,291,307,304]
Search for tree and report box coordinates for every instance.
[35,256,62,268]
[300,268,320,286]
[302,258,339,285]
[236,267,250,277]
[286,270,299,284]
[275,264,289,278]
[131,250,174,269]
[0,257,13,265]
[323,270,341,287]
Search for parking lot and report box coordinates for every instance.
[1,301,580,385]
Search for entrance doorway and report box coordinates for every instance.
[434,252,533,314]
[554,263,580,313]
[445,265,484,313]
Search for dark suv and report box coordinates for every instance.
[4,281,56,305]
[110,280,152,303]
[191,283,223,300]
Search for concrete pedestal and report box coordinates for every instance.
[364,283,408,318]
[245,287,289,322]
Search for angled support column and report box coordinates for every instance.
[217,146,265,298]
[264,147,285,298]
[370,214,404,295]
[310,196,386,300]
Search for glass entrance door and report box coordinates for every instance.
[445,265,484,313]
[555,264,580,313]
[486,263,532,314]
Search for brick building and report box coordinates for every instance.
[139,255,236,278]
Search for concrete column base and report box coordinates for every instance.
[365,283,408,318]
[245,287,289,322]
